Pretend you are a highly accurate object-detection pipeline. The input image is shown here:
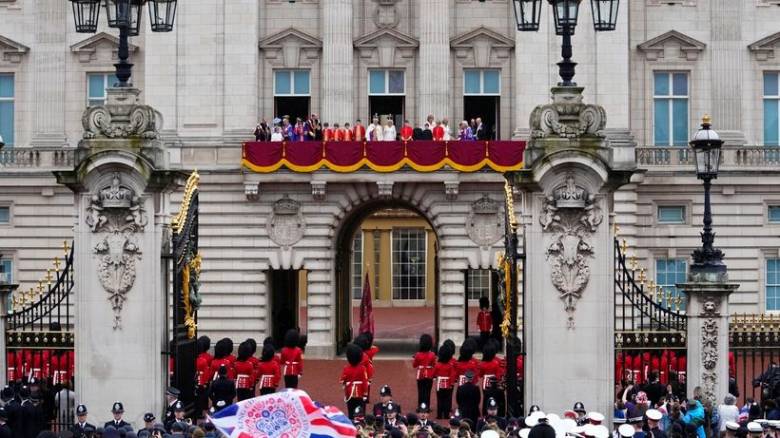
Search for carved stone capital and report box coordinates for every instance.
[377,181,394,197]
[244,182,259,201]
[82,88,162,140]
[530,86,606,139]
[311,181,327,201]
[444,181,459,201]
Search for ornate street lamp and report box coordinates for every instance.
[70,0,178,87]
[511,0,620,86]
[689,115,726,279]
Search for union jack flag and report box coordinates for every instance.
[209,389,357,438]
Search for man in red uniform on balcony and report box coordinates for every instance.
[323,123,334,142]
[400,120,414,142]
[343,123,354,141]
[353,119,366,141]
[432,121,445,141]
[333,124,344,141]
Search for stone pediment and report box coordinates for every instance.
[70,32,138,63]
[258,28,323,50]
[749,32,780,61]
[0,34,29,64]
[450,26,515,67]
[637,30,706,61]
[353,28,419,49]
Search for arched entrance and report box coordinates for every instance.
[334,199,440,354]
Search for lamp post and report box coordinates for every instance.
[689,115,727,279]
[511,0,620,86]
[69,0,178,87]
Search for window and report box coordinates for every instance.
[657,205,686,224]
[351,231,363,299]
[656,258,687,308]
[373,231,381,299]
[467,269,491,300]
[764,73,780,146]
[0,206,8,224]
[0,258,11,285]
[274,70,310,96]
[87,73,119,106]
[0,74,13,147]
[769,206,780,223]
[464,69,500,95]
[369,70,405,95]
[653,72,689,146]
[768,259,780,311]
[392,228,426,300]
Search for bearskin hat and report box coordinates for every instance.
[214,338,233,359]
[346,343,363,366]
[237,341,252,362]
[458,338,476,362]
[261,344,275,362]
[479,296,490,309]
[197,336,211,354]
[418,334,433,353]
[284,329,300,348]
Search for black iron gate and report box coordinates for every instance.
[614,237,688,400]
[729,314,780,406]
[5,241,76,431]
[170,171,201,417]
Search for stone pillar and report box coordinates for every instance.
[0,281,19,388]
[678,282,738,403]
[417,0,450,124]
[321,0,353,124]
[512,86,636,414]
[55,88,180,425]
[709,0,745,144]
[32,0,67,147]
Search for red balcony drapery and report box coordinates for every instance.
[242,140,525,173]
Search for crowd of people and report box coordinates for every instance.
[252,114,495,142]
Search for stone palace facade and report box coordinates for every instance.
[1,0,780,356]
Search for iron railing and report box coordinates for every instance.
[729,314,780,405]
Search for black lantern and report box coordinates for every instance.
[590,0,619,31]
[690,115,723,180]
[70,0,101,33]
[512,0,543,32]
[106,0,144,37]
[0,134,4,150]
[550,0,581,36]
[148,0,178,32]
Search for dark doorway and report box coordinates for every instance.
[369,96,404,128]
[464,96,499,139]
[274,97,310,122]
[464,269,500,341]
[269,269,300,349]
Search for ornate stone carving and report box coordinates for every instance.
[244,182,259,201]
[541,173,603,327]
[377,181,394,197]
[530,87,606,139]
[86,173,147,329]
[372,0,401,28]
[466,195,503,247]
[311,181,327,201]
[700,295,722,403]
[267,196,305,248]
[82,88,161,139]
[444,181,459,201]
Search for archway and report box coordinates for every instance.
[334,199,440,355]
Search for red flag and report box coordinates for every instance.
[359,273,374,335]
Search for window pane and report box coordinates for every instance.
[765,99,779,146]
[392,228,426,300]
[656,258,687,309]
[770,206,780,223]
[658,206,685,223]
[293,70,310,95]
[672,73,688,96]
[88,74,106,99]
[388,71,405,94]
[768,260,780,311]
[766,73,779,97]
[274,71,291,95]
[672,99,689,146]
[0,207,8,223]
[0,101,13,147]
[0,75,13,98]
[483,70,500,94]
[369,70,385,95]
[654,100,670,146]
[465,70,480,94]
[351,232,363,299]
[0,260,10,284]
[654,72,669,96]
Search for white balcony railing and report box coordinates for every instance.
[0,148,76,170]
[636,146,780,169]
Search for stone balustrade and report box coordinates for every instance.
[0,148,75,170]
[636,146,780,169]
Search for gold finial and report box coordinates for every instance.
[621,239,628,253]
[63,240,70,254]
[702,114,712,125]
[629,255,637,271]
[45,269,53,285]
[53,257,61,272]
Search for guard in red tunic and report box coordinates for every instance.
[323,123,335,142]
[208,338,235,380]
[280,329,303,389]
[195,336,212,418]
[341,343,369,420]
[6,351,16,383]
[343,123,354,141]
[660,350,669,385]
[479,342,506,417]
[432,122,445,141]
[333,124,345,141]
[353,120,366,141]
[256,344,281,396]
[433,343,456,419]
[631,353,643,385]
[400,120,414,141]
[676,354,686,385]
[477,297,492,350]
[354,333,375,404]
[454,338,480,386]
[234,342,256,401]
[413,334,436,408]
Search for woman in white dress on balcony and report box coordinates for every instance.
[383,120,397,141]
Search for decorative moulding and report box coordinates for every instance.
[749,32,780,62]
[646,0,696,6]
[354,28,419,66]
[450,26,515,67]
[258,27,323,68]
[70,32,138,64]
[637,30,706,62]
[0,34,29,64]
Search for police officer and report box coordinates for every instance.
[372,385,401,417]
[165,401,189,433]
[646,409,666,438]
[71,405,96,438]
[208,365,236,411]
[104,402,131,430]
[414,402,447,436]
[139,413,156,434]
[456,370,481,427]
[164,387,180,426]
[573,402,587,426]
[19,386,44,438]
[383,403,406,431]
[477,398,508,433]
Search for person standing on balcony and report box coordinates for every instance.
[281,117,293,141]
[459,121,474,141]
[323,123,335,142]
[475,117,488,141]
[254,120,270,141]
[383,120,397,141]
[400,120,414,142]
[368,116,383,141]
[432,121,445,141]
[305,114,320,141]
[353,119,366,141]
[442,118,452,140]
[333,123,344,141]
[293,118,306,141]
[343,123,354,141]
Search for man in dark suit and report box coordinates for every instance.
[70,405,95,438]
[456,370,481,427]
[475,117,488,140]
[103,402,131,430]
[0,408,13,438]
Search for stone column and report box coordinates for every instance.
[32,0,67,147]
[417,0,450,124]
[56,88,180,425]
[678,282,738,403]
[709,0,745,144]
[321,0,353,124]
[0,281,19,388]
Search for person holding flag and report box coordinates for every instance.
[340,343,369,420]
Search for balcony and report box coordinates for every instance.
[0,148,76,171]
[636,146,780,170]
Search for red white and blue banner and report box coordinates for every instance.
[209,390,357,438]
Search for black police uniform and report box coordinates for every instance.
[164,402,177,427]
[71,422,96,438]
[5,400,22,438]
[103,419,131,430]
[372,401,402,418]
[208,376,236,410]
[455,380,481,427]
[0,422,11,438]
